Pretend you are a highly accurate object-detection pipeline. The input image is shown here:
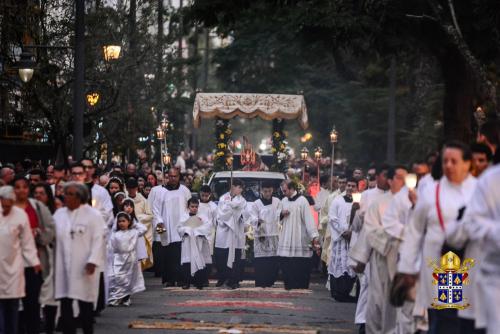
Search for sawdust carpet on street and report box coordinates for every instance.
[97,273,357,334]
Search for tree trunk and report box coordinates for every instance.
[440,48,475,142]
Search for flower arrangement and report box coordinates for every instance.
[214,118,232,171]
[271,119,289,172]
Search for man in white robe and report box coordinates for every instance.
[279,180,319,290]
[153,168,191,287]
[247,181,282,287]
[214,179,247,289]
[147,178,168,277]
[314,175,331,238]
[350,166,389,331]
[328,178,358,301]
[72,161,112,314]
[397,142,477,334]
[54,182,105,334]
[444,164,500,333]
[350,166,407,334]
[178,198,212,290]
[320,176,346,266]
[0,186,40,334]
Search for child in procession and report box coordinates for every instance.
[122,198,148,265]
[198,185,217,285]
[177,198,212,290]
[108,212,146,306]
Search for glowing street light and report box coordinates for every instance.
[103,45,121,61]
[300,147,309,161]
[156,126,165,140]
[314,147,323,160]
[329,125,339,190]
[86,91,100,106]
[18,50,35,83]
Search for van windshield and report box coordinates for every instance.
[210,177,284,202]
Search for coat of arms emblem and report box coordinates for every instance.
[428,251,474,310]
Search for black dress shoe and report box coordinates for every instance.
[182,284,190,290]
[196,285,203,290]
[215,280,225,287]
[164,282,175,287]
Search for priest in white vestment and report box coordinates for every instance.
[54,182,105,334]
[397,142,477,334]
[178,198,212,290]
[214,179,247,289]
[152,168,191,286]
[328,178,359,301]
[247,181,282,287]
[0,186,40,334]
[278,180,319,290]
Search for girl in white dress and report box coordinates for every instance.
[108,212,146,306]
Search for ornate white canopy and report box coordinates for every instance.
[192,93,309,129]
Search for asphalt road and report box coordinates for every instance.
[95,272,358,334]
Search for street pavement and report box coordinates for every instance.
[96,272,358,334]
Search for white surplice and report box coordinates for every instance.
[328,195,355,277]
[108,223,146,302]
[177,213,212,276]
[246,197,282,258]
[54,204,105,304]
[320,190,343,264]
[447,165,500,331]
[215,192,247,268]
[398,175,477,315]
[152,185,191,246]
[91,183,114,225]
[198,201,217,255]
[0,207,40,299]
[278,193,318,258]
[147,185,167,242]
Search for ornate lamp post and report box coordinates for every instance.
[329,126,338,189]
[157,117,170,177]
[102,45,122,61]
[300,147,309,182]
[314,147,322,192]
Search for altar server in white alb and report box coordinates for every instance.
[53,182,105,334]
[178,198,212,290]
[247,181,282,288]
[396,141,477,334]
[278,180,319,290]
[0,186,40,334]
[214,179,247,289]
[198,185,218,256]
[147,173,168,277]
[151,168,191,287]
[107,212,146,306]
[328,178,359,301]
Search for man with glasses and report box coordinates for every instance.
[70,161,112,315]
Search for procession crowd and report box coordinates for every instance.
[0,120,499,334]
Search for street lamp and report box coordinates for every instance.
[156,126,165,140]
[329,126,338,189]
[103,45,121,61]
[162,152,171,165]
[86,91,100,106]
[314,147,322,192]
[160,117,169,130]
[18,50,36,83]
[300,147,309,182]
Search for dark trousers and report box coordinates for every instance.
[161,242,183,285]
[60,298,94,334]
[19,267,42,334]
[43,305,58,334]
[0,298,19,334]
[94,273,105,315]
[280,257,312,290]
[428,309,485,334]
[330,273,358,303]
[254,256,279,287]
[214,248,243,285]
[182,263,208,288]
[152,241,163,277]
